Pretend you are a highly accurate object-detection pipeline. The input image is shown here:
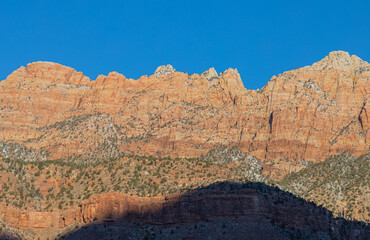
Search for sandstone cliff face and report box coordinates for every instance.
[258,51,369,163]
[0,51,369,178]
[1,184,367,240]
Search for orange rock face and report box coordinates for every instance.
[0,51,369,177]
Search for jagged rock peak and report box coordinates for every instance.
[154,64,176,77]
[220,68,242,82]
[201,67,218,80]
[305,50,369,71]
[222,68,240,75]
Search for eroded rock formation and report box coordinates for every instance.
[0,51,369,177]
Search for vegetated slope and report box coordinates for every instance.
[280,153,370,222]
[0,51,369,181]
[199,146,269,182]
[0,148,369,239]
[0,147,266,205]
[0,147,268,239]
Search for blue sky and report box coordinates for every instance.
[0,0,369,89]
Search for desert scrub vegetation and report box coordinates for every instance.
[279,153,370,222]
[0,150,368,224]
[0,147,269,211]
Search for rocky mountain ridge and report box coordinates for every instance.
[1,51,369,181]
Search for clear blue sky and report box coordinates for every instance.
[1,0,369,89]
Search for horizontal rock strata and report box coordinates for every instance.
[0,51,368,179]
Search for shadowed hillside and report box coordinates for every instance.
[58,182,369,240]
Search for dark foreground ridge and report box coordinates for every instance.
[58,182,368,240]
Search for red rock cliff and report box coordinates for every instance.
[0,51,369,175]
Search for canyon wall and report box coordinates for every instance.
[0,51,369,175]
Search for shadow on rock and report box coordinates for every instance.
[59,181,369,240]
